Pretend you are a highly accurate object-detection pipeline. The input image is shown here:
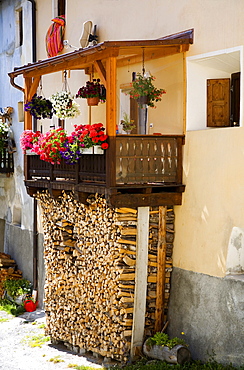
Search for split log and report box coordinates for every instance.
[36,192,175,363]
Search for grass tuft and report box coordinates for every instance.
[49,355,64,363]
[23,334,50,348]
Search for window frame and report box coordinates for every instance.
[186,46,243,131]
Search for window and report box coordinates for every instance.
[58,0,65,16]
[16,8,23,47]
[120,85,148,134]
[187,47,242,131]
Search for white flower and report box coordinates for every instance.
[50,91,80,119]
[0,121,9,135]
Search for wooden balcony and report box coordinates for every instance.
[24,134,185,207]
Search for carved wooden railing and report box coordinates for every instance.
[115,135,183,185]
[0,149,14,174]
[25,135,184,189]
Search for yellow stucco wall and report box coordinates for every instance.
[34,0,244,278]
[174,127,244,277]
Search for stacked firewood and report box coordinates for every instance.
[36,191,174,362]
[0,252,23,298]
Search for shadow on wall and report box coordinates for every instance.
[4,223,45,309]
[0,219,5,253]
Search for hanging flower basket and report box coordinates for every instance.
[129,73,166,108]
[50,91,80,119]
[76,79,106,105]
[87,97,100,106]
[24,94,54,119]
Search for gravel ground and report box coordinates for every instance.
[0,309,109,370]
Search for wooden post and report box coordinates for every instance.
[183,53,187,135]
[106,56,117,188]
[155,206,167,332]
[131,206,149,359]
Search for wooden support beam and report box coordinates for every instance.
[131,206,149,359]
[94,60,106,88]
[24,77,33,130]
[155,206,167,332]
[27,76,41,101]
[109,192,183,207]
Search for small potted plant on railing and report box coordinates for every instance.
[24,94,54,119]
[76,79,106,106]
[129,73,166,108]
[121,112,136,134]
[50,91,80,119]
[36,127,68,164]
[61,123,109,163]
[20,130,42,154]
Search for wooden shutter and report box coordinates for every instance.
[230,72,240,126]
[207,79,230,127]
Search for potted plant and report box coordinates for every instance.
[121,112,136,134]
[3,278,32,305]
[143,332,190,365]
[76,79,106,106]
[61,123,109,162]
[20,130,42,154]
[37,127,68,164]
[24,94,54,119]
[50,91,80,119]
[129,73,166,108]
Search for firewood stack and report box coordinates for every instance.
[36,191,174,362]
[0,252,23,298]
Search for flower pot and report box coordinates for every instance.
[25,149,36,155]
[94,146,104,154]
[82,147,93,154]
[87,97,100,106]
[143,341,191,365]
[137,95,150,105]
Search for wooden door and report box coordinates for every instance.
[207,79,230,127]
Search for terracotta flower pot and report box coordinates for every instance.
[87,97,100,106]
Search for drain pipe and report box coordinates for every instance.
[27,0,38,291]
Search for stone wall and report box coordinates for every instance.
[168,267,244,366]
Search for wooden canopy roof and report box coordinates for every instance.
[8,29,193,133]
[9,29,193,87]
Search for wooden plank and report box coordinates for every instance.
[110,192,183,207]
[155,206,167,332]
[131,206,149,359]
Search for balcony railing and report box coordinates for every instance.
[24,135,184,205]
[0,149,14,174]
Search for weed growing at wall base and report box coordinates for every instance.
[110,358,244,370]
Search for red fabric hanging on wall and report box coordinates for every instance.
[45,15,66,58]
